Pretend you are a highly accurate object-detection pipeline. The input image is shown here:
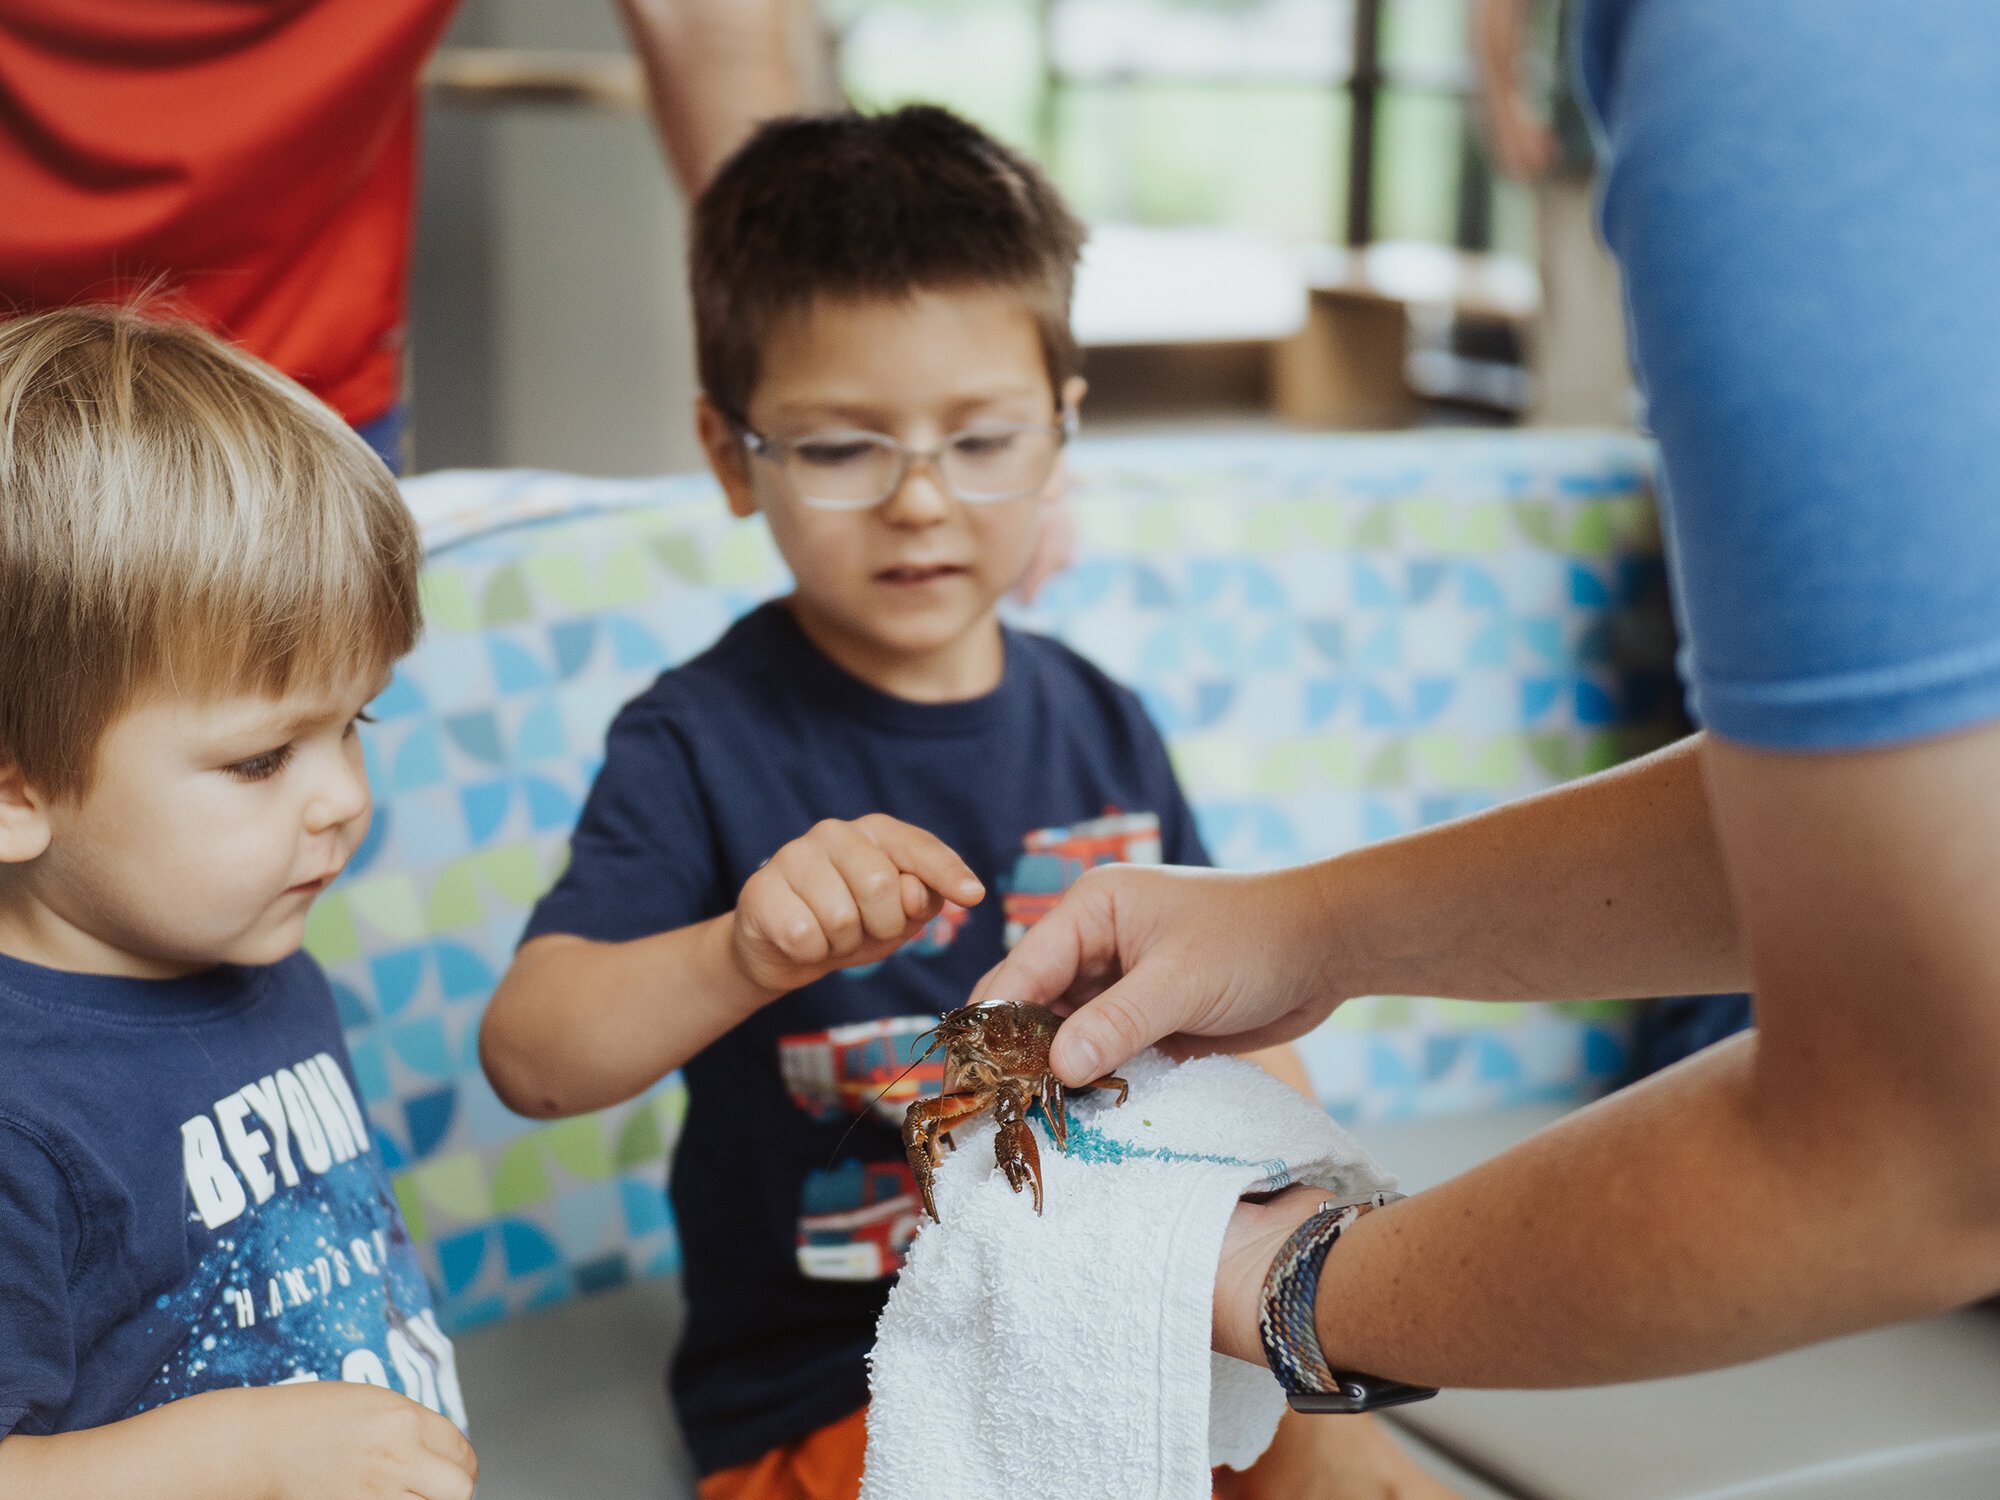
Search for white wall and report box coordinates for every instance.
[409,0,703,476]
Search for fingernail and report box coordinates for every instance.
[1060,1037,1101,1082]
[958,877,984,899]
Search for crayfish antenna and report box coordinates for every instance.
[823,1025,950,1168]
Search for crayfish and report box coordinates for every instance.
[902,999,1128,1222]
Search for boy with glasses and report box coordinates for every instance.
[481,106,1455,1500]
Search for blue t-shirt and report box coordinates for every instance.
[522,601,1207,1475]
[1581,0,2000,749]
[0,950,463,1441]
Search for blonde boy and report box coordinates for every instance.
[0,308,476,1500]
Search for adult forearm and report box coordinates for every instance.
[1324,733,1746,1003]
[481,917,773,1118]
[1219,1027,2000,1388]
[618,0,805,194]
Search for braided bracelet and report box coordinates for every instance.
[1256,1190,1440,1414]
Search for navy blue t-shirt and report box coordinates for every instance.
[0,950,463,1441]
[523,601,1207,1475]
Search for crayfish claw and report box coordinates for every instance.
[994,1108,1044,1215]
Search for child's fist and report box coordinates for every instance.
[253,1382,476,1500]
[734,814,985,993]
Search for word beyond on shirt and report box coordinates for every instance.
[181,1052,375,1229]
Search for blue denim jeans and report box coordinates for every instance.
[353,403,408,476]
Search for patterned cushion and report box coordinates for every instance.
[314,429,1678,1332]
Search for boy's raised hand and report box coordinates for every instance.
[734,815,985,993]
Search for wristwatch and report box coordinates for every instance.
[1257,1190,1441,1414]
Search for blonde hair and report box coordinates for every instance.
[0,306,422,799]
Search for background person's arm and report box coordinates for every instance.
[1472,0,1556,180]
[615,0,805,193]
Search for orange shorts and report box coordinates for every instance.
[697,1406,869,1500]
[697,1405,1237,1500]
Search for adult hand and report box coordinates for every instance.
[968,862,1349,1086]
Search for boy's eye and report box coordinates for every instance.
[794,439,881,468]
[346,710,378,736]
[226,744,295,783]
[951,431,1021,459]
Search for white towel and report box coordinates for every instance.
[861,1049,1394,1499]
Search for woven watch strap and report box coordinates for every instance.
[1257,1191,1399,1395]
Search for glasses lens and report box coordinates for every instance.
[785,432,901,509]
[941,425,1061,503]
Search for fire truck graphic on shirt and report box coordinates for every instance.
[782,810,1165,1282]
[1000,810,1164,945]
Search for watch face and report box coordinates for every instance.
[1286,1378,1440,1415]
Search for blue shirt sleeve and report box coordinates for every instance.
[0,1119,84,1439]
[1582,0,2000,749]
[522,698,728,945]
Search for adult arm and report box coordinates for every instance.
[973,733,1743,1075]
[615,0,806,194]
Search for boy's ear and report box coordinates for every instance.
[1061,375,1088,418]
[0,762,53,864]
[695,396,760,520]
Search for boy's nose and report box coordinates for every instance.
[880,456,952,525]
[305,750,371,835]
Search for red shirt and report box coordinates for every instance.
[0,0,461,425]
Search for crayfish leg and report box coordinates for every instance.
[1040,1076,1070,1150]
[902,1090,993,1223]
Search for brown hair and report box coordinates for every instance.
[0,305,423,799]
[690,105,1087,419]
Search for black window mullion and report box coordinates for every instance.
[1344,0,1383,246]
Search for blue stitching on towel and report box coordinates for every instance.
[1047,1111,1294,1189]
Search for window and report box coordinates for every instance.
[833,0,1531,253]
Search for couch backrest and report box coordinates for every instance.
[314,429,1677,1332]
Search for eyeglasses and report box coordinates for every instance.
[735,411,1077,512]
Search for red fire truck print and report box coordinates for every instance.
[782,1016,943,1280]
[1001,810,1163,947]
[796,1158,925,1281]
[778,1014,946,1126]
